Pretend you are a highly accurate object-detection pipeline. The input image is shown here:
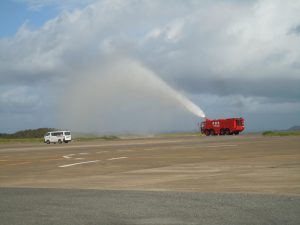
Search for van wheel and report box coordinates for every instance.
[58,139,62,144]
[46,140,50,144]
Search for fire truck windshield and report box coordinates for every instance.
[236,119,243,126]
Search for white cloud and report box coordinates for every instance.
[219,0,300,78]
[4,0,300,82]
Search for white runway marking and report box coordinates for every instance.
[180,146,194,149]
[59,160,99,168]
[7,162,31,166]
[96,151,108,154]
[79,153,88,155]
[117,149,133,152]
[63,154,74,159]
[144,148,157,151]
[97,151,108,154]
[205,144,237,148]
[170,146,195,150]
[107,157,128,161]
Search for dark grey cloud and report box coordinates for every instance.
[289,24,300,35]
[171,76,300,100]
[0,87,41,113]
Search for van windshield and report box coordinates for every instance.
[64,132,71,135]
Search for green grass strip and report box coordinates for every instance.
[262,131,300,136]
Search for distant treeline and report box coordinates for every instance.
[0,128,56,139]
[288,126,300,131]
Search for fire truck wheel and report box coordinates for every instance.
[234,131,239,135]
[220,129,225,135]
[205,130,210,136]
[225,129,230,135]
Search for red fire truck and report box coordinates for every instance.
[200,118,245,136]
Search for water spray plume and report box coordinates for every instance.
[172,90,206,118]
[134,63,206,118]
[59,58,206,133]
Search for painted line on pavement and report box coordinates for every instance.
[107,157,128,161]
[6,161,31,166]
[180,146,194,149]
[40,158,62,162]
[97,151,108,154]
[143,148,157,151]
[117,149,133,152]
[59,160,99,168]
[205,144,238,148]
[63,154,74,159]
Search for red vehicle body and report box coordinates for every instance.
[200,118,244,136]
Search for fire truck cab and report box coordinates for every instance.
[200,118,244,136]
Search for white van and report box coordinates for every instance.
[44,131,71,144]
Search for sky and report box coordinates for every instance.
[0,0,300,134]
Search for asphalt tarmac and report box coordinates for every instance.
[0,134,300,224]
[1,188,300,225]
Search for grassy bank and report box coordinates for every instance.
[0,136,120,144]
[155,132,201,138]
[262,130,300,136]
[74,136,120,141]
[0,138,44,144]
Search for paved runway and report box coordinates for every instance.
[0,134,299,193]
[1,134,300,224]
[1,188,300,225]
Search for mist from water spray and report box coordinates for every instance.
[59,59,205,133]
[167,87,206,118]
[126,60,206,118]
